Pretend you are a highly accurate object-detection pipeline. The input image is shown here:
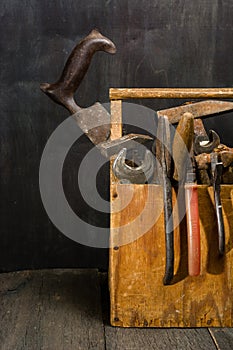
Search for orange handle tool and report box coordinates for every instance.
[185,182,201,276]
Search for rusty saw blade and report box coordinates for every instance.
[157,100,233,124]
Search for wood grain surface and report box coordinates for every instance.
[0,269,233,349]
[110,88,233,100]
[109,184,233,327]
[105,327,216,350]
[209,328,233,350]
[0,269,105,350]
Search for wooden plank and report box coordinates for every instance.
[0,269,105,350]
[110,99,122,140]
[109,184,233,327]
[209,328,233,350]
[109,98,124,324]
[100,274,216,349]
[109,99,123,184]
[110,88,233,100]
[105,327,216,350]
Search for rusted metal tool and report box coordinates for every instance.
[158,98,232,181]
[157,99,233,182]
[194,130,220,155]
[156,100,233,184]
[154,100,233,282]
[195,146,233,169]
[193,119,211,185]
[211,153,225,256]
[172,112,194,182]
[99,134,152,158]
[172,109,226,275]
[194,131,225,256]
[112,148,154,184]
[40,29,151,155]
[221,150,233,168]
[157,99,233,184]
[152,115,174,285]
[195,148,233,184]
[195,153,211,185]
[194,130,220,159]
[41,29,116,145]
[213,144,233,168]
[157,100,233,124]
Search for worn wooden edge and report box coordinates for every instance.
[110,100,122,139]
[109,99,122,184]
[109,99,123,322]
[110,88,233,100]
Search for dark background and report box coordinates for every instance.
[0,0,232,272]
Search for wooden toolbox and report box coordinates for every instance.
[108,88,233,327]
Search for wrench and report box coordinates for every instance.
[194,130,220,155]
[112,148,154,184]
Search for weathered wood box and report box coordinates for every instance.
[108,88,233,327]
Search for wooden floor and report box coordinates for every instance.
[0,270,233,350]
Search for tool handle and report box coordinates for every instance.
[40,29,116,114]
[163,179,174,285]
[155,116,174,285]
[185,183,201,276]
[215,202,225,255]
[214,186,225,255]
[212,158,225,255]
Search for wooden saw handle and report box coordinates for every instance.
[185,183,201,276]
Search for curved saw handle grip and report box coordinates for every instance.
[185,183,201,276]
[40,29,116,114]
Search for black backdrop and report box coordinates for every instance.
[0,0,233,272]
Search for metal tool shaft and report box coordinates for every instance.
[154,115,174,285]
[211,153,225,256]
[163,172,174,285]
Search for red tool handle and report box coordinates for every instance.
[185,183,201,276]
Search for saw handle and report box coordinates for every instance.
[185,183,201,276]
[40,29,116,114]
